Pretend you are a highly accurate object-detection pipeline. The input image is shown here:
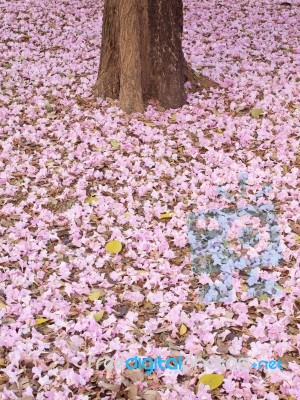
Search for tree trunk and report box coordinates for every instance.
[94,0,120,100]
[94,0,216,113]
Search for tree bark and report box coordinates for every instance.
[94,0,217,113]
[148,0,186,108]
[118,0,144,113]
[94,0,120,100]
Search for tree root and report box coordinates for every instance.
[183,61,219,91]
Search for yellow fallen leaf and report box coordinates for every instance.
[283,165,289,173]
[105,240,123,254]
[35,318,50,326]
[110,140,120,148]
[159,212,175,220]
[45,160,54,166]
[251,108,264,118]
[282,287,292,293]
[168,113,177,123]
[143,301,152,308]
[179,323,188,336]
[93,311,104,322]
[88,291,101,301]
[197,374,224,391]
[274,284,284,291]
[124,212,130,218]
[259,295,269,301]
[84,196,98,204]
[90,215,99,221]
[195,304,205,311]
[0,302,6,309]
[241,284,248,292]
[295,235,300,243]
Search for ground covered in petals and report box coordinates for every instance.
[0,0,300,399]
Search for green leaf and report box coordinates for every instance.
[251,108,264,118]
[197,374,224,391]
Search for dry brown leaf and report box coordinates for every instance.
[290,221,300,235]
[279,353,300,369]
[194,304,205,311]
[115,305,130,317]
[142,389,160,400]
[143,301,153,308]
[216,342,231,354]
[154,327,170,334]
[127,384,138,400]
[0,374,8,384]
[97,381,120,392]
[124,369,144,383]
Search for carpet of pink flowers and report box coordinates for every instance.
[0,0,300,399]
